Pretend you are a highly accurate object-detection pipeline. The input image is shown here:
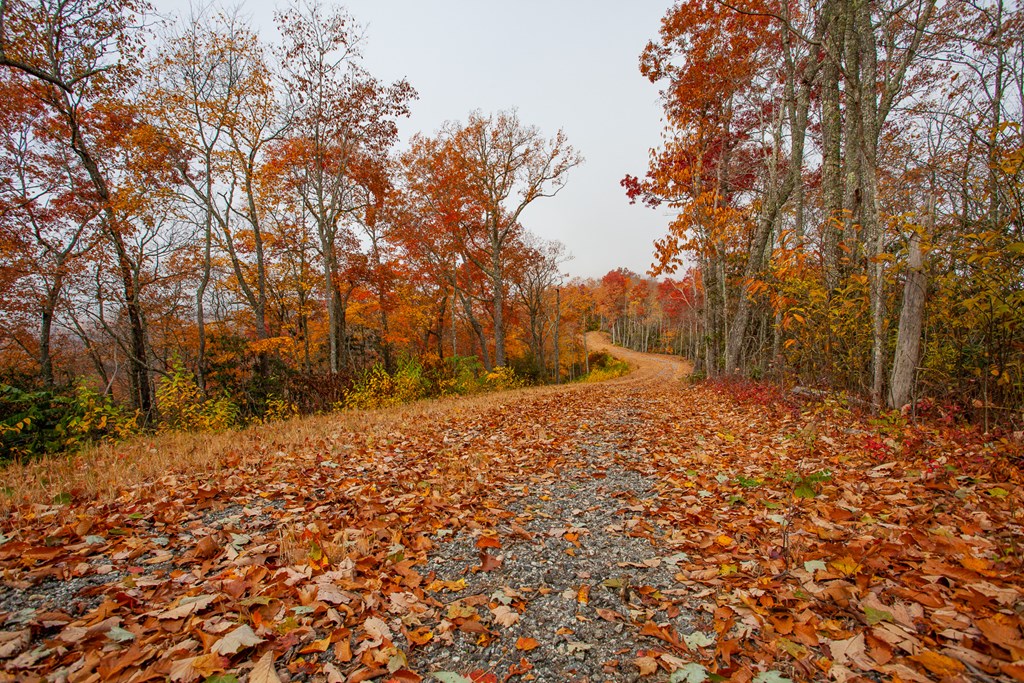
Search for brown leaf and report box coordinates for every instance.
[635,655,659,676]
[190,535,221,560]
[491,605,519,628]
[210,625,263,656]
[248,651,282,683]
[596,608,624,622]
[477,551,502,572]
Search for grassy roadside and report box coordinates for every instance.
[0,372,601,514]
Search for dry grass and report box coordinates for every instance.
[0,334,684,517]
[0,378,591,517]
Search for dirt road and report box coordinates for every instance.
[1,337,699,683]
[4,338,1018,683]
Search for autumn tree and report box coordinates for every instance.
[512,233,569,379]
[275,0,413,374]
[449,110,582,367]
[1,0,158,415]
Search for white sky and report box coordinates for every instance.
[156,0,675,279]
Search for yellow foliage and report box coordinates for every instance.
[156,359,238,432]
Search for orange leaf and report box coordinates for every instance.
[476,535,501,550]
[406,628,433,646]
[909,650,965,677]
[515,637,540,651]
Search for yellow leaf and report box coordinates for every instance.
[829,556,861,577]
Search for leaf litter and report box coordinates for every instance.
[0,338,1022,682]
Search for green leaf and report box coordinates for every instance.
[683,631,715,649]
[106,625,135,642]
[793,483,816,498]
[987,487,1009,498]
[753,672,792,683]
[431,674,473,683]
[204,676,240,683]
[670,663,709,683]
[52,492,72,505]
[863,605,894,625]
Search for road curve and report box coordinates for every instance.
[584,331,691,385]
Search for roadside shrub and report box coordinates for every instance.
[157,359,238,432]
[581,352,630,382]
[485,366,527,391]
[262,397,300,423]
[1,382,138,461]
[343,357,429,410]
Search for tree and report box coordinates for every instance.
[1,0,156,416]
[276,0,413,374]
[512,233,569,379]
[451,110,582,367]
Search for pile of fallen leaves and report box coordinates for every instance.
[1,351,1022,683]
[609,380,1024,682]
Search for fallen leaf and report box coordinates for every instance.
[515,637,540,651]
[249,651,281,683]
[909,650,965,677]
[491,605,519,628]
[636,656,659,675]
[211,625,263,656]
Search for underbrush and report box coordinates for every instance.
[580,351,631,382]
[700,376,1023,481]
[1,382,138,462]
[342,356,527,410]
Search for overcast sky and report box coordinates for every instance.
[157,0,675,279]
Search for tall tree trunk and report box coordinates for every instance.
[853,0,887,406]
[492,252,506,366]
[821,0,846,291]
[553,287,560,384]
[889,229,926,409]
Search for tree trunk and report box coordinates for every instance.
[492,252,506,366]
[821,0,846,291]
[888,230,926,409]
[553,287,560,384]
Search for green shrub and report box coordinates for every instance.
[156,359,238,432]
[1,382,138,461]
[343,357,430,410]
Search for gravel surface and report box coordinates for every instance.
[411,383,701,683]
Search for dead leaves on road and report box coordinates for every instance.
[0,374,1022,682]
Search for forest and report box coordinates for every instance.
[2,2,1024,683]
[1,0,1022,451]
